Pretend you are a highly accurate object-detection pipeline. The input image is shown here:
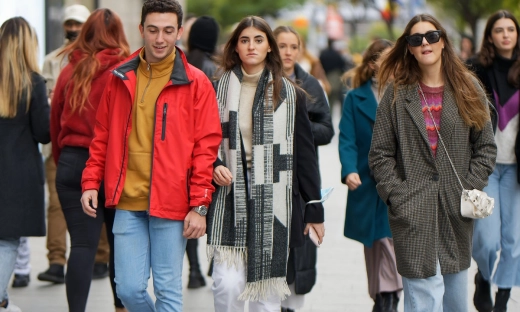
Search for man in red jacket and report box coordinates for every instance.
[80,1,222,310]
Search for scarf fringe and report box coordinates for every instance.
[207,245,246,269]
[237,278,291,302]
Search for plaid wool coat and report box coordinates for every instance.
[368,82,497,279]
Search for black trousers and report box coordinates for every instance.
[56,146,123,311]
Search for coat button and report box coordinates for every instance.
[432,174,439,181]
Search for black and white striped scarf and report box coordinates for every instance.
[207,66,296,301]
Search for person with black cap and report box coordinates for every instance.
[183,15,220,289]
[187,15,220,79]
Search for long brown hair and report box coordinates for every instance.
[378,14,490,131]
[62,9,130,113]
[220,16,284,106]
[342,39,393,89]
[478,10,520,88]
[0,17,40,118]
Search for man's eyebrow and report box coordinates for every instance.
[146,25,176,30]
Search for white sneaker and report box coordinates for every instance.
[0,302,22,312]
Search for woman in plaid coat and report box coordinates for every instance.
[368,14,497,311]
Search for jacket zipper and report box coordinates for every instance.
[140,64,152,103]
[186,169,191,202]
[161,103,168,141]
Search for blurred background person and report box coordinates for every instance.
[460,34,475,62]
[319,38,349,107]
[297,37,331,96]
[184,15,221,289]
[468,10,520,312]
[274,25,334,312]
[179,13,197,51]
[339,39,402,312]
[0,16,50,312]
[50,8,130,312]
[187,15,219,79]
[39,4,112,285]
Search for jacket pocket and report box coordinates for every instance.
[186,168,191,202]
[161,103,168,141]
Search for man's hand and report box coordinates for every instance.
[213,165,232,186]
[345,173,362,191]
[183,211,206,239]
[304,223,325,245]
[81,190,99,218]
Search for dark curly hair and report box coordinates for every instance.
[141,0,183,29]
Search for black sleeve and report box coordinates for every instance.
[294,90,324,223]
[303,77,334,146]
[467,56,498,132]
[213,157,225,168]
[30,73,50,144]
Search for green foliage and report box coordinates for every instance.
[349,21,402,54]
[427,0,518,36]
[186,0,306,28]
[502,0,520,16]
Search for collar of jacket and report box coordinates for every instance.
[352,80,377,122]
[293,62,309,81]
[111,46,192,86]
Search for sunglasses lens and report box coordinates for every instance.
[425,32,441,44]
[407,35,423,47]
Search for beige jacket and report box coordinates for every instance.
[41,43,69,158]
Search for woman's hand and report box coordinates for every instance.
[213,165,233,186]
[345,173,362,191]
[304,223,325,245]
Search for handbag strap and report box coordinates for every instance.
[417,84,464,190]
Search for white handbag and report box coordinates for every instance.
[419,85,494,219]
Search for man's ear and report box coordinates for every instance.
[139,24,144,39]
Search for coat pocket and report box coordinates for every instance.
[161,103,168,141]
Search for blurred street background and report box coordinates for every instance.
[3,0,520,311]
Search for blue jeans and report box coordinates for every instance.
[402,261,468,312]
[113,210,187,312]
[472,164,520,288]
[0,238,20,302]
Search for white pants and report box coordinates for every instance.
[281,283,305,309]
[211,250,281,312]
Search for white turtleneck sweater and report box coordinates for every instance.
[239,67,262,169]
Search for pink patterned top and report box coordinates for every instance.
[419,82,444,157]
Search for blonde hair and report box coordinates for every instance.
[0,17,40,118]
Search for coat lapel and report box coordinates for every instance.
[404,84,431,153]
[355,81,377,122]
[435,86,457,166]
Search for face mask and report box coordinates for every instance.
[65,30,79,42]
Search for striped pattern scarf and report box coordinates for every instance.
[207,66,296,301]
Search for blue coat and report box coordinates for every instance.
[338,80,391,247]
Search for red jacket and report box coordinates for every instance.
[50,49,125,163]
[81,47,222,220]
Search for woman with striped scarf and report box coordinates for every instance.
[207,16,325,312]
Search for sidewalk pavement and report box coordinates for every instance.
[8,104,519,311]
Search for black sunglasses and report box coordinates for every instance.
[406,30,442,47]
